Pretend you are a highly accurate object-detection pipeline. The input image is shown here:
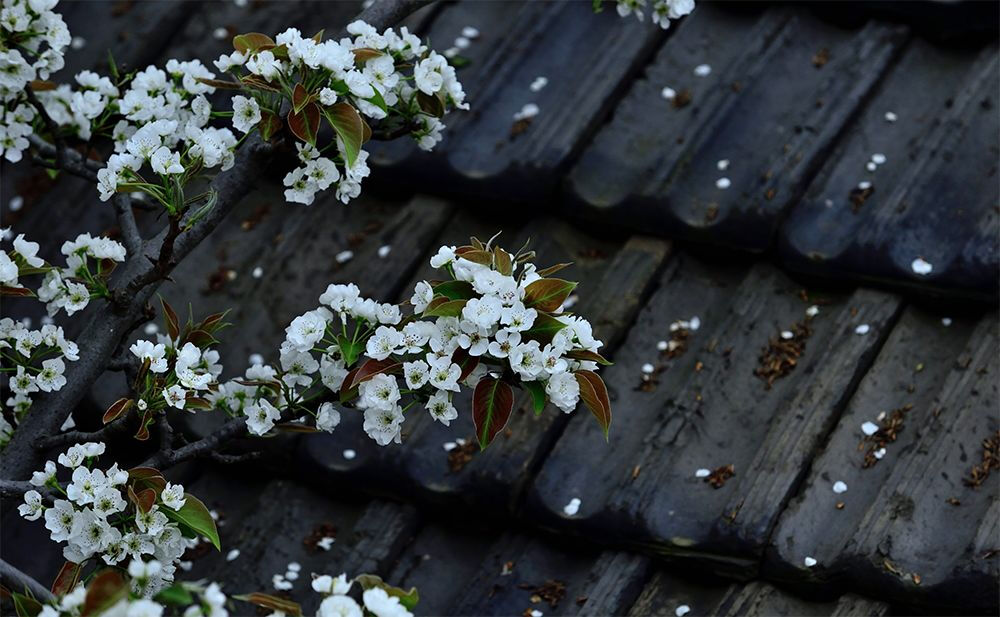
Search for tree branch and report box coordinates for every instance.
[0,559,55,604]
[28,134,99,183]
[113,194,143,255]
[0,480,54,500]
[24,85,66,171]
[143,409,294,470]
[1,0,436,483]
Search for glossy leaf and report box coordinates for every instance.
[235,593,302,616]
[367,86,387,113]
[351,47,383,62]
[416,90,445,118]
[472,377,515,450]
[1,286,35,297]
[524,278,577,312]
[128,466,167,492]
[431,280,475,301]
[522,312,568,344]
[160,297,179,341]
[134,410,153,441]
[258,109,283,141]
[522,380,547,416]
[566,349,613,366]
[81,570,128,617]
[232,32,275,54]
[163,493,220,550]
[288,102,321,146]
[337,335,363,367]
[325,103,364,167]
[422,296,467,318]
[451,347,479,382]
[128,486,156,514]
[344,358,401,392]
[50,561,81,596]
[456,249,492,266]
[575,370,612,439]
[536,262,572,277]
[292,83,310,114]
[493,247,513,276]
[102,398,132,424]
[154,584,194,606]
[12,593,42,617]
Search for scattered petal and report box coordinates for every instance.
[443,442,457,452]
[832,481,848,494]
[513,103,540,121]
[143,323,159,335]
[941,317,952,327]
[675,606,691,617]
[531,76,549,92]
[377,245,392,258]
[641,363,655,374]
[335,250,354,264]
[780,331,794,340]
[874,448,886,460]
[226,549,240,561]
[716,159,729,171]
[861,421,879,436]
[70,36,86,50]
[695,468,711,478]
[213,27,229,40]
[343,449,356,460]
[661,86,676,100]
[866,161,877,172]
[656,340,668,351]
[715,177,731,190]
[806,305,819,317]
[689,316,701,331]
[317,536,335,550]
[563,497,581,516]
[693,64,712,77]
[252,266,264,279]
[858,181,872,190]
[8,196,23,212]
[462,26,480,38]
[804,556,817,567]
[871,153,887,165]
[911,257,933,275]
[454,36,471,49]
[249,353,264,365]
[884,111,897,122]
[855,324,870,335]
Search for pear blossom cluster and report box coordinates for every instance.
[212,239,608,448]
[216,22,467,205]
[19,443,197,595]
[0,0,68,162]
[1,316,78,436]
[313,573,413,617]
[33,570,230,617]
[614,0,695,28]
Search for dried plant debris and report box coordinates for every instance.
[447,440,478,473]
[964,429,1000,488]
[518,580,567,609]
[812,47,830,68]
[754,319,813,389]
[849,184,875,213]
[860,404,911,468]
[704,464,735,489]
[303,522,338,553]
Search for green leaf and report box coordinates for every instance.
[154,584,194,606]
[422,297,467,318]
[432,280,475,301]
[353,575,419,611]
[416,90,445,117]
[12,593,42,617]
[493,247,513,276]
[324,103,364,167]
[592,0,604,13]
[575,370,612,440]
[162,493,221,550]
[366,86,387,113]
[337,335,363,367]
[472,377,515,450]
[524,278,577,312]
[522,380,547,416]
[522,313,568,345]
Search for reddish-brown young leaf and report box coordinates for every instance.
[344,358,401,391]
[416,90,445,117]
[422,296,467,318]
[275,422,320,433]
[287,101,321,145]
[351,47,383,62]
[194,77,242,90]
[51,561,81,596]
[258,109,283,141]
[311,29,325,43]
[536,262,573,277]
[102,398,133,425]
[456,249,493,266]
[236,593,302,616]
[1,286,35,297]
[128,487,156,514]
[324,103,364,166]
[184,396,214,411]
[575,370,612,439]
[134,410,152,441]
[291,82,310,114]
[493,247,513,276]
[566,349,613,366]
[472,377,515,450]
[184,329,216,347]
[524,278,577,312]
[160,298,179,341]
[29,79,57,91]
[361,116,372,143]
[200,311,228,332]
[81,570,128,617]
[232,32,275,54]
[451,347,480,382]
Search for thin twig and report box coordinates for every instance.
[143,409,294,470]
[27,135,99,182]
[37,414,131,450]
[24,85,65,170]
[0,559,55,604]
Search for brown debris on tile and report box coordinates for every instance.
[705,464,736,489]
[812,47,830,68]
[448,441,478,473]
[518,580,567,609]
[303,522,338,553]
[849,185,875,213]
[861,403,912,468]
[754,320,813,389]
[963,429,1000,488]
